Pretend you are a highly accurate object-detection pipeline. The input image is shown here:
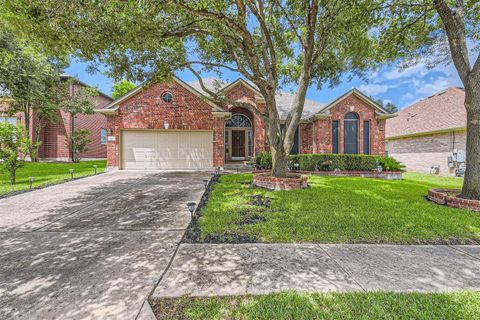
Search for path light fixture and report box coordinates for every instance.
[203,179,209,189]
[93,164,98,174]
[69,169,74,179]
[187,202,196,219]
[215,167,220,175]
[29,177,34,190]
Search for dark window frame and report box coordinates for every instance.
[332,120,339,154]
[363,120,370,154]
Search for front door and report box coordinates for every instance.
[231,130,246,159]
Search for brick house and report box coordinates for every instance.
[386,87,466,175]
[96,77,394,170]
[0,74,112,161]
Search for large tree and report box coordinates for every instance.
[377,0,480,199]
[0,24,64,161]
[2,0,382,177]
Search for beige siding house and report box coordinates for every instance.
[386,87,466,176]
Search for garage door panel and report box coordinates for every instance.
[122,131,213,170]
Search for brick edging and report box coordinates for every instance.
[253,173,308,191]
[427,188,480,211]
[253,170,403,180]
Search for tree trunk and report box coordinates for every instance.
[10,171,16,185]
[271,146,288,178]
[460,90,480,199]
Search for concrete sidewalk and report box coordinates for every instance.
[152,244,480,298]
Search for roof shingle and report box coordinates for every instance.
[188,78,323,120]
[386,87,466,139]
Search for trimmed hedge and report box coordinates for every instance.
[255,152,404,172]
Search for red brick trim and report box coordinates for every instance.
[427,188,480,211]
[253,173,308,191]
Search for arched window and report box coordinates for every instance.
[344,112,359,154]
[226,114,252,128]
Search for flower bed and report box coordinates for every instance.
[428,188,480,211]
[253,173,308,191]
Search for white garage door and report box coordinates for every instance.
[121,130,213,170]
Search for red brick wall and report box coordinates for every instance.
[38,83,111,160]
[224,82,267,155]
[312,94,385,155]
[300,123,313,154]
[106,81,225,168]
[75,93,111,158]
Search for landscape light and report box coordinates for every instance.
[93,164,98,174]
[29,177,34,189]
[203,179,209,189]
[187,202,196,219]
[69,169,74,179]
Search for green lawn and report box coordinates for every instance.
[0,160,107,196]
[151,291,480,320]
[198,172,480,244]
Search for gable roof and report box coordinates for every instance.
[188,78,324,120]
[98,76,225,114]
[386,87,466,139]
[60,73,113,101]
[313,88,392,119]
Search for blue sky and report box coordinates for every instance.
[65,58,462,110]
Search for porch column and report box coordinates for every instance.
[213,116,225,167]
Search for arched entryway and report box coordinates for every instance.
[225,110,253,161]
[344,112,359,154]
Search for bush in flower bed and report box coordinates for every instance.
[255,152,404,172]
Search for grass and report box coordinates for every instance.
[0,160,107,196]
[151,291,480,320]
[198,172,480,244]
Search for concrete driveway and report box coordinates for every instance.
[0,170,210,320]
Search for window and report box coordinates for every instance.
[161,92,173,103]
[0,117,17,126]
[226,114,252,127]
[332,120,339,154]
[101,128,107,145]
[344,112,359,154]
[363,120,370,154]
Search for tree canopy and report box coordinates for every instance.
[111,80,136,99]
[1,0,385,177]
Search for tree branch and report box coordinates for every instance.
[433,0,471,83]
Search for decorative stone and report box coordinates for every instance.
[428,188,480,211]
[253,173,308,191]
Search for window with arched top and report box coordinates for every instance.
[226,114,252,128]
[344,112,359,154]
[345,112,359,120]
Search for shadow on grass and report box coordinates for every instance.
[151,291,480,320]
[197,174,480,244]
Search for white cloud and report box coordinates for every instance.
[358,83,390,96]
[383,63,429,81]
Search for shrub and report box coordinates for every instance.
[290,154,379,171]
[0,123,31,184]
[255,151,272,169]
[376,156,405,171]
[256,152,404,172]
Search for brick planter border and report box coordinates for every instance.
[427,188,480,211]
[253,173,308,191]
[253,170,402,180]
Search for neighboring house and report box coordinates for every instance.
[96,77,394,170]
[386,87,466,176]
[0,74,112,161]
